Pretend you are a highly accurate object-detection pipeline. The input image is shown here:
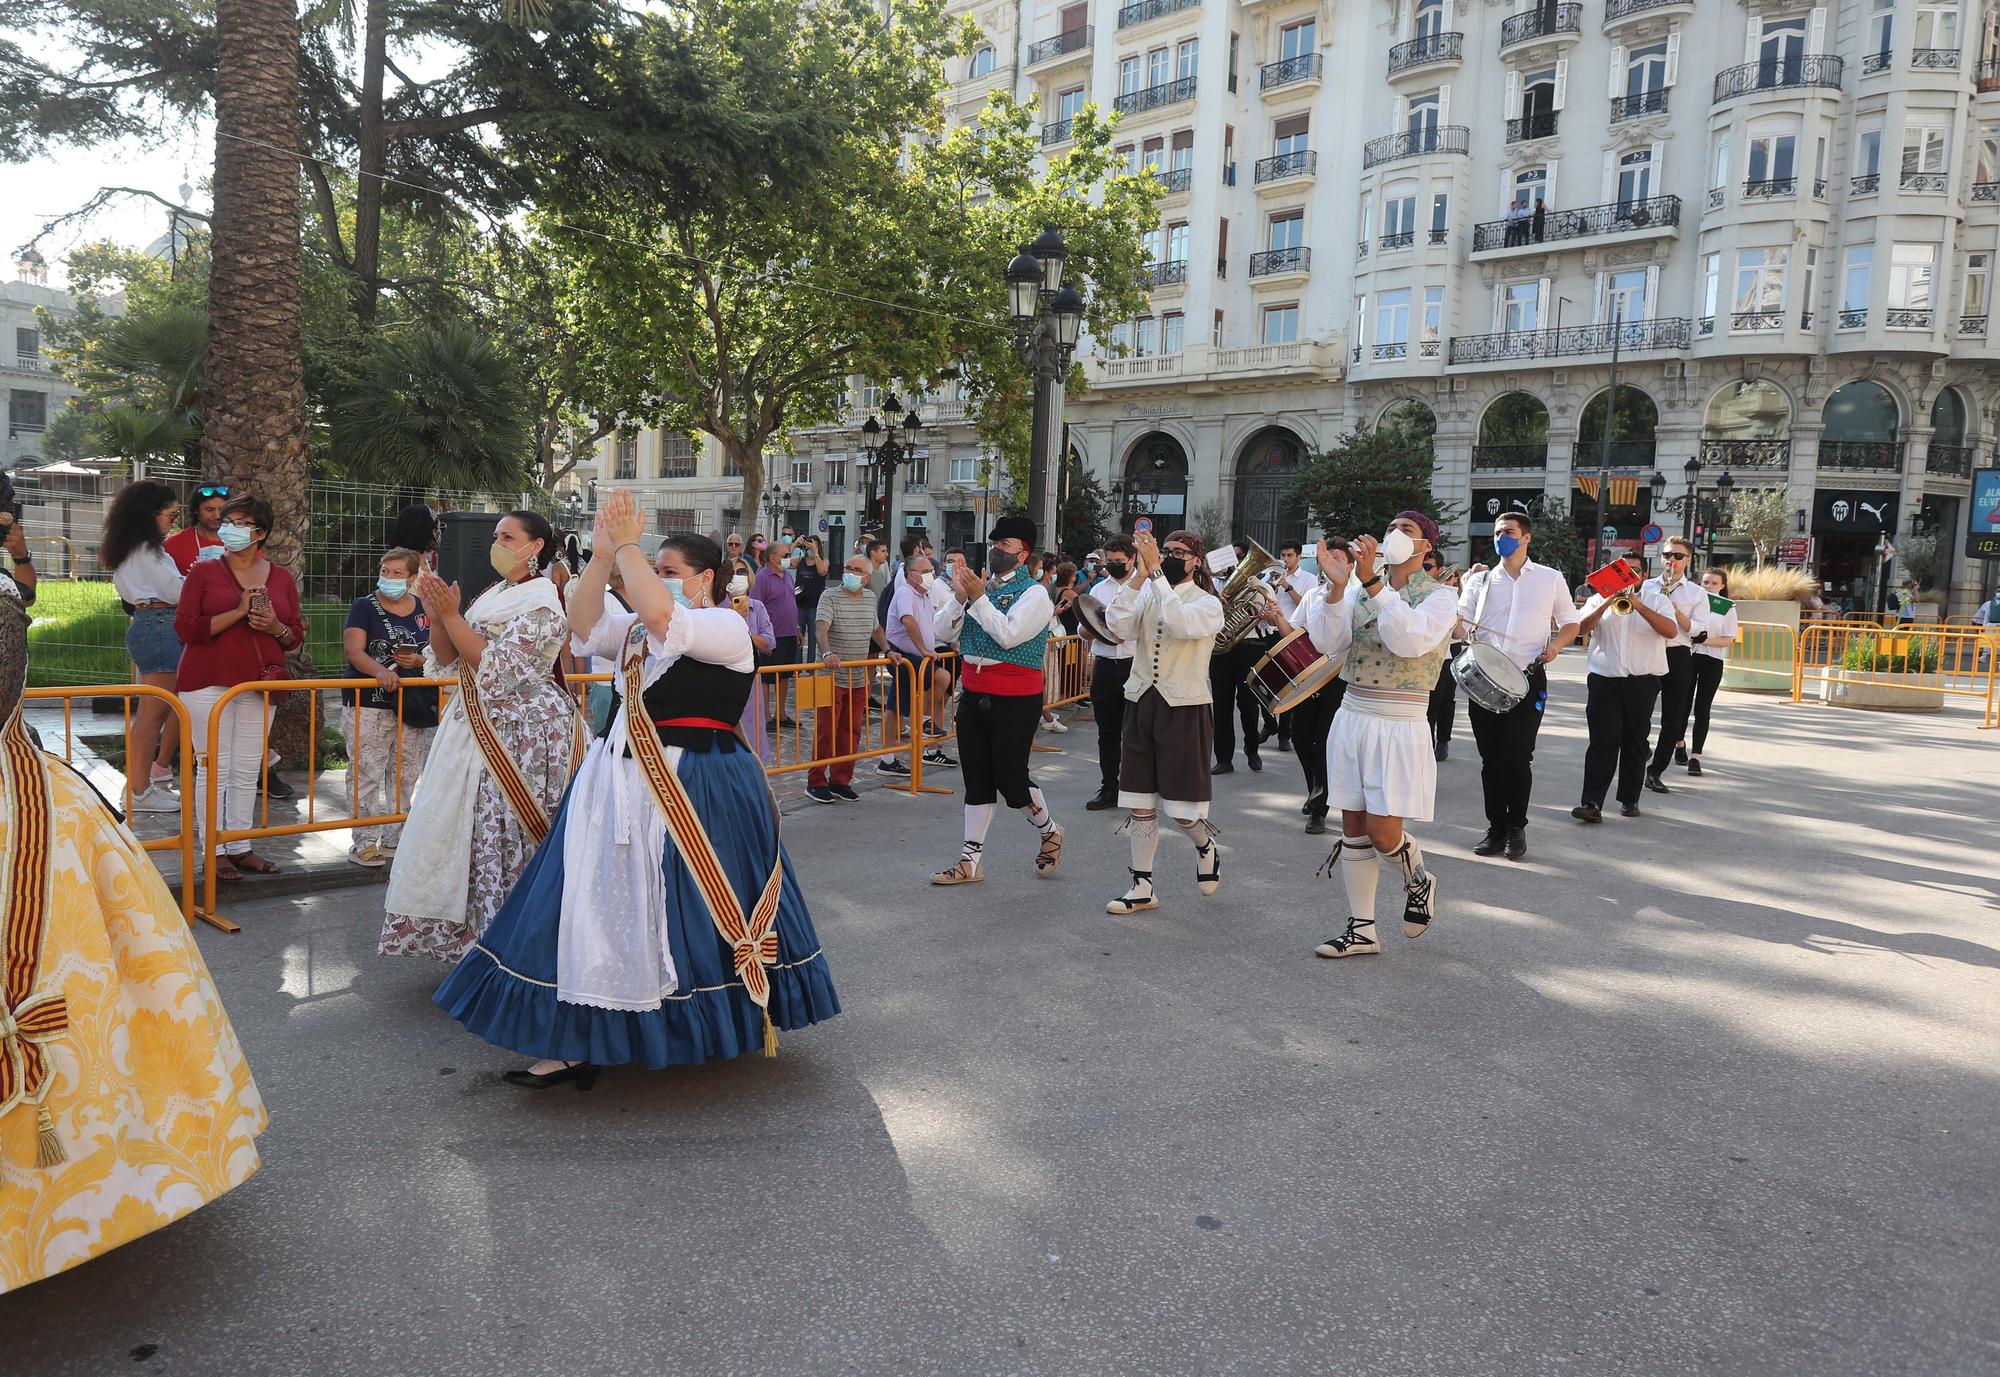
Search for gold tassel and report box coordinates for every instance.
[34,1104,66,1168]
[763,1009,778,1059]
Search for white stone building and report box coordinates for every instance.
[2,251,86,473]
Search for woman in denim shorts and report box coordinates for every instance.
[102,481,188,812]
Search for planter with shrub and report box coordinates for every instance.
[1720,565,1815,693]
[1823,635,1944,711]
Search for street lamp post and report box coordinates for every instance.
[762,480,785,542]
[1650,461,1734,552]
[1006,225,1085,546]
[859,393,923,546]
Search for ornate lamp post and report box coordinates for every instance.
[859,392,923,543]
[1651,461,1733,550]
[1007,225,1085,544]
[761,479,785,542]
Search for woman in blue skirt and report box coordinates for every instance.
[434,492,839,1089]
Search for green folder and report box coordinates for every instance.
[1706,592,1735,615]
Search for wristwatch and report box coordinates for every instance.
[1361,574,1383,591]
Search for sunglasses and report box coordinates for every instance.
[196,485,231,499]
[1663,552,1690,561]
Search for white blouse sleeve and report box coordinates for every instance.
[1371,584,1460,659]
[647,606,755,671]
[1304,583,1356,662]
[572,608,641,663]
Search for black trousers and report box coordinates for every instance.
[1209,637,1264,764]
[1648,645,1695,774]
[1089,655,1133,793]
[1428,654,1458,748]
[958,689,1042,809]
[1287,679,1344,820]
[1582,672,1661,808]
[1467,661,1548,830]
[1689,655,1725,755]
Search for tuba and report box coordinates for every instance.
[1213,539,1278,652]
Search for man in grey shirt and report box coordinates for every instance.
[807,554,888,804]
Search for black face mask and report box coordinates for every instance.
[1161,555,1190,584]
[1105,561,1129,579]
[989,548,1019,576]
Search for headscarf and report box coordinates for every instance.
[1164,529,1216,594]
[1393,510,1441,548]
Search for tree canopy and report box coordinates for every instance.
[1290,428,1459,554]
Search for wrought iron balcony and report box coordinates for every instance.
[1248,246,1310,276]
[1506,111,1559,143]
[1261,53,1322,90]
[1159,166,1193,194]
[1388,32,1463,75]
[1254,150,1317,183]
[1373,342,1409,360]
[1356,239,1369,259]
[1026,27,1092,65]
[1700,438,1790,470]
[1862,50,1892,74]
[1145,259,1189,288]
[1429,227,1448,245]
[1470,194,1679,252]
[1113,76,1197,116]
[1446,316,1691,364]
[1583,440,1658,467]
[1817,440,1905,471]
[1116,0,1198,29]
[1604,0,1689,20]
[1852,172,1880,193]
[1380,230,1416,250]
[1707,187,1725,209]
[1901,170,1949,193]
[1419,338,1441,357]
[1885,308,1935,328]
[1471,444,1550,470]
[1611,88,1668,121]
[1713,55,1844,103]
[1911,47,1960,68]
[1362,125,1470,168]
[1814,178,1828,196]
[1743,177,1796,198]
[1697,315,1715,336]
[1959,314,1990,335]
[1500,3,1581,47]
[1041,119,1074,147]
[1974,181,1999,202]
[1838,308,1868,329]
[1928,444,1975,476]
[1731,309,1784,332]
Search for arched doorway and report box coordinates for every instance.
[1702,380,1792,471]
[1475,391,1551,469]
[1577,384,1659,467]
[1232,426,1309,552]
[1819,380,1902,470]
[1118,432,1190,535]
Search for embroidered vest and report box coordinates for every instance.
[958,568,1050,671]
[1340,569,1452,692]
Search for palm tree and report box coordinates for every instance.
[79,304,207,465]
[327,319,531,490]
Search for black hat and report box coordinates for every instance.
[988,515,1037,548]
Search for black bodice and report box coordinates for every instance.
[601,653,754,753]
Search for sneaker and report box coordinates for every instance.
[874,758,911,777]
[1674,744,1689,765]
[1106,872,1158,914]
[263,771,296,800]
[921,748,958,769]
[129,785,180,814]
[1314,918,1380,959]
[1402,867,1438,938]
[1471,827,1506,857]
[347,843,387,868]
[922,717,939,737]
[806,785,839,804]
[1687,757,1704,777]
[931,858,983,886]
[1035,825,1065,878]
[1046,717,1069,734]
[829,784,861,802]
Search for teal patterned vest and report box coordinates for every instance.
[958,567,1050,671]
[1339,568,1452,692]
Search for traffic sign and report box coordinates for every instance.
[1639,523,1665,544]
[1134,517,1154,535]
[817,518,828,533]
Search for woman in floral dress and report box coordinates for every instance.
[380,511,579,962]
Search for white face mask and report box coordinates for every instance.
[726,575,749,597]
[919,572,935,591]
[1379,527,1417,567]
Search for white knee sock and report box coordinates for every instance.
[1338,835,1378,921]
[1021,785,1057,835]
[1127,813,1160,876]
[963,803,994,865]
[1379,836,1428,891]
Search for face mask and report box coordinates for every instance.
[667,579,695,608]
[1161,555,1189,584]
[377,578,409,599]
[842,572,865,593]
[919,572,935,591]
[197,543,226,562]
[1105,561,1129,579]
[218,523,257,553]
[726,575,749,597]
[989,548,1020,577]
[489,541,521,579]
[1493,533,1522,559]
[1378,528,1417,567]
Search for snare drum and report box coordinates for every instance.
[1246,629,1340,716]
[1450,642,1530,714]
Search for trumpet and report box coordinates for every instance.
[1612,594,1636,615]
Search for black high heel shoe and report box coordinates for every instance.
[501,1061,600,1091]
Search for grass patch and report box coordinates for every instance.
[28,579,360,689]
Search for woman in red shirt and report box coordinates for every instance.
[175,495,306,882]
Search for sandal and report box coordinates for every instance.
[234,852,281,876]
[212,861,243,884]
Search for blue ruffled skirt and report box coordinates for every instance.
[433,740,839,1067]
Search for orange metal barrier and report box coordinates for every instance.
[1791,623,1999,726]
[1044,634,1091,710]
[24,684,201,929]
[1721,620,1798,689]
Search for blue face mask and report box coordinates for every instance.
[668,579,694,608]
[1494,533,1521,558]
[842,572,865,593]
[218,523,257,553]
[377,578,409,599]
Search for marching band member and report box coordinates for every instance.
[1104,529,1226,915]
[1679,567,1739,776]
[1267,541,1319,757]
[1642,537,1710,794]
[1423,551,1463,761]
[1084,535,1141,811]
[1455,511,1581,861]
[1301,513,1458,960]
[1572,573,1678,823]
[1208,549,1267,776]
[1262,541,1345,836]
[931,517,1065,886]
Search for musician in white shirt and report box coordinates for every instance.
[1264,540,1321,754]
[1676,566,1739,777]
[1571,576,1677,822]
[1083,536,1141,811]
[1453,511,1582,861]
[1641,537,1711,793]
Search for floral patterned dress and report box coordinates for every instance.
[379,580,578,962]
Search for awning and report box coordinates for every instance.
[1573,474,1641,507]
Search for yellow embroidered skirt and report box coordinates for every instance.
[0,764,267,1294]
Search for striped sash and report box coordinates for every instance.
[0,716,70,1167]
[621,624,786,1008]
[454,661,586,847]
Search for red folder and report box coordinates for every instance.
[1585,559,1641,599]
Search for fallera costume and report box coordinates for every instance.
[434,607,838,1068]
[0,586,266,1294]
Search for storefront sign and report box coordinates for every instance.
[1469,488,1546,531]
[1813,489,1898,536]
[1968,469,2000,558]
[1775,536,1813,566]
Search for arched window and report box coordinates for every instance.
[1476,392,1551,470]
[1414,0,1444,38]
[1702,380,1792,470]
[1820,380,1903,471]
[969,45,996,78]
[1928,386,1974,473]
[1577,384,1660,467]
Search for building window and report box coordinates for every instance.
[1261,303,1300,343]
[1746,131,1796,186]
[1511,167,1546,213]
[660,430,695,478]
[950,452,979,485]
[1870,0,1894,56]
[1376,288,1412,347]
[1733,247,1787,323]
[1422,286,1444,343]
[1618,148,1655,207]
[1430,188,1450,239]
[1176,38,1199,80]
[1917,0,1961,48]
[1273,113,1309,156]
[1702,252,1720,320]
[1212,309,1225,346]
[1268,210,1304,250]
[861,380,882,412]
[790,457,812,486]
[1802,247,1818,321]
[1109,320,1133,353]
[1141,226,1164,263]
[1890,242,1936,310]
[1117,143,1139,176]
[969,44,996,78]
[1166,220,1190,262]
[1058,86,1085,120]
[13,327,36,363]
[1280,18,1315,57]
[826,455,849,491]
[1606,268,1649,322]
[1383,190,1417,240]
[1142,136,1164,173]
[1842,245,1873,318]
[1709,134,1729,191]
[1966,252,1991,318]
[1902,126,1948,176]
[654,507,695,535]
[1503,282,1540,333]
[1133,315,1158,357]
[1626,42,1668,97]
[907,451,930,489]
[613,436,637,481]
[1407,91,1440,135]
[1147,46,1169,88]
[1857,128,1883,177]
[1162,310,1186,354]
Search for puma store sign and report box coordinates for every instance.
[1813,490,1898,536]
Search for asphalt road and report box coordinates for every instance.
[6,658,1997,1376]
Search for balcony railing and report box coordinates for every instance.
[1814,178,1828,196]
[1146,259,1189,287]
[1743,176,1797,198]
[1982,58,2000,90]
[1380,230,1415,250]
[1974,181,1999,202]
[1260,53,1323,90]
[1254,149,1317,183]
[1356,239,1369,259]
[1698,315,1715,336]
[1885,307,1935,328]
[1470,194,1679,251]
[1248,246,1310,276]
[1159,166,1193,194]
[1471,443,1550,470]
[1700,438,1791,470]
[1506,111,1559,143]
[1927,444,1975,476]
[1707,187,1725,209]
[1817,440,1905,472]
[1500,3,1582,47]
[1428,227,1449,245]
[1604,0,1688,20]
[1387,32,1463,74]
[1852,172,1880,193]
[1373,342,1409,360]
[1362,125,1470,168]
[1580,440,1658,468]
[1116,0,1198,29]
[1901,170,1949,193]
[1862,50,1892,74]
[1713,55,1844,103]
[1447,317,1691,363]
[1610,88,1668,121]
[1959,314,1990,335]
[1041,119,1074,147]
[1731,309,1784,331]
[1911,47,1960,69]
[1839,308,1868,329]
[1113,76,1198,116]
[1026,27,1093,65]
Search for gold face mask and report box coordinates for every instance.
[489,541,520,579]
